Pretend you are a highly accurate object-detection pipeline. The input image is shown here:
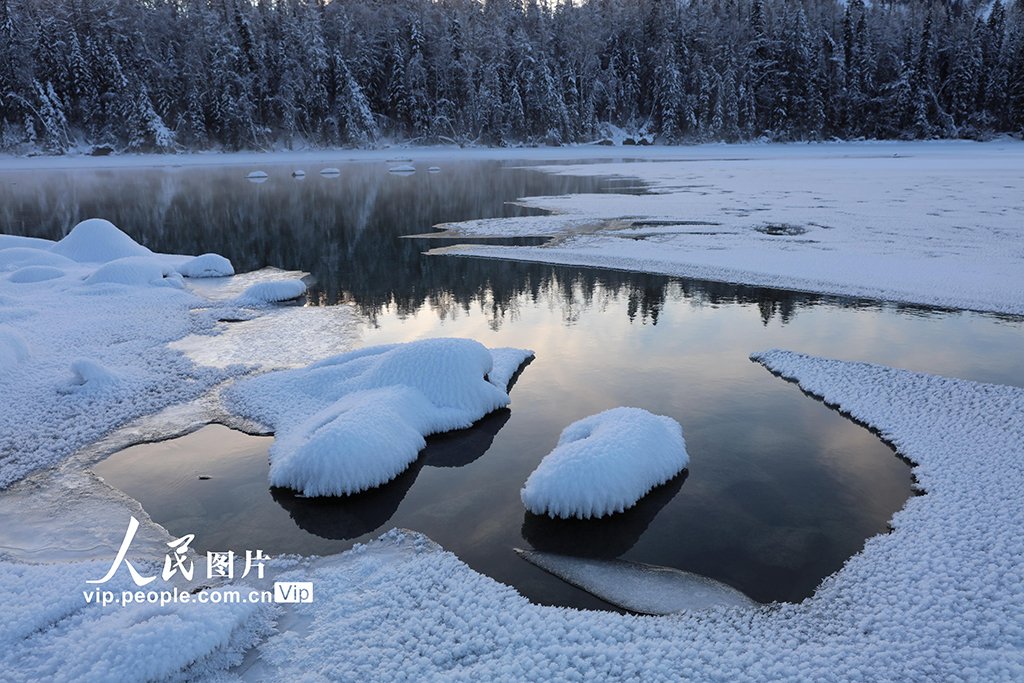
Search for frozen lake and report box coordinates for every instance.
[7,159,1023,611]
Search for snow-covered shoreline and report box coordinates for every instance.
[3,142,1023,681]
[431,140,1024,317]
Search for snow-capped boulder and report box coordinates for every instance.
[176,253,234,278]
[224,338,533,496]
[521,407,689,519]
[0,248,76,272]
[231,280,306,305]
[67,359,119,390]
[8,266,66,283]
[85,256,186,289]
[49,219,153,264]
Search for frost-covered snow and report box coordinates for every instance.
[175,253,235,278]
[515,549,758,614]
[85,256,186,289]
[223,339,533,496]
[521,407,689,519]
[435,142,1024,316]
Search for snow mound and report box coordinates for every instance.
[0,326,30,372]
[516,549,758,614]
[246,171,268,180]
[85,256,186,289]
[389,164,416,174]
[49,218,153,264]
[67,359,119,390]
[487,347,535,390]
[320,168,341,176]
[223,338,529,496]
[292,170,306,178]
[0,247,76,271]
[175,253,234,278]
[428,166,441,173]
[8,265,65,283]
[521,407,689,519]
[231,279,306,305]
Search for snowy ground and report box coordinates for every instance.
[2,141,1023,681]
[430,139,1024,316]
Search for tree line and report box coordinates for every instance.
[1,0,1022,153]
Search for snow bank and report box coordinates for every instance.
[521,407,689,519]
[85,256,186,289]
[230,279,306,305]
[515,549,757,614]
[49,218,153,263]
[223,338,532,496]
[175,253,234,278]
[486,346,534,390]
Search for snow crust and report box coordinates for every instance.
[521,407,689,519]
[515,549,758,614]
[175,253,235,278]
[49,218,154,263]
[223,339,533,496]
[437,142,1024,316]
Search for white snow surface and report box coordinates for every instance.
[0,219,280,487]
[175,253,235,278]
[515,549,758,614]
[223,339,533,496]
[435,141,1024,315]
[521,407,689,519]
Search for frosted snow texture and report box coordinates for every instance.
[515,549,757,614]
[49,218,154,263]
[521,407,689,519]
[224,338,532,496]
[175,253,235,278]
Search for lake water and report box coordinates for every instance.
[6,159,1023,611]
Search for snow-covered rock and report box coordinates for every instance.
[246,171,268,180]
[67,359,119,391]
[175,253,234,278]
[85,256,186,289]
[515,549,758,614]
[389,164,416,175]
[230,279,306,305]
[0,247,75,272]
[486,347,534,391]
[8,265,65,283]
[521,407,689,519]
[49,218,153,264]
[320,168,340,176]
[223,338,533,496]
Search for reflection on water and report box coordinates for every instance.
[11,160,1024,610]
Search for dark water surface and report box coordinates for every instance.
[8,160,1023,611]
